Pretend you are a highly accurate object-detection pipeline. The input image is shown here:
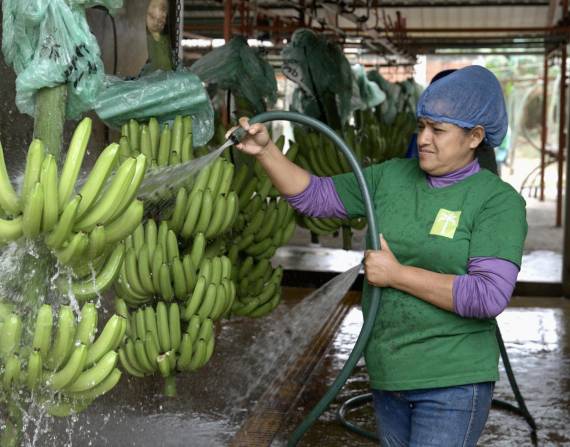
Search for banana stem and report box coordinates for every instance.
[163,376,177,398]
[33,85,67,159]
[342,225,352,251]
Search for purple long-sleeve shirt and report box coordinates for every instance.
[284,160,519,319]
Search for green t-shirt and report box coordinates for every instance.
[333,158,527,391]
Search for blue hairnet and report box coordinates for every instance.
[416,66,507,147]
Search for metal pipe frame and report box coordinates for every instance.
[557,44,567,227]
[540,50,551,202]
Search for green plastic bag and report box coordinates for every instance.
[94,69,214,146]
[282,29,353,128]
[189,37,277,115]
[1,0,110,119]
[351,64,385,110]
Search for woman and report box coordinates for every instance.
[232,65,527,446]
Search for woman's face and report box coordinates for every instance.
[417,118,483,176]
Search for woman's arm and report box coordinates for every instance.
[365,235,518,317]
[231,117,310,196]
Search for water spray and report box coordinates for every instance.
[227,111,382,446]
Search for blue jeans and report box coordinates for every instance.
[371,382,494,447]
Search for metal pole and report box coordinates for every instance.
[540,50,549,202]
[557,44,567,227]
[222,0,233,128]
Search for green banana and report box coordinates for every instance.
[132,223,145,253]
[22,139,45,203]
[40,154,59,231]
[75,157,136,232]
[176,333,193,371]
[194,189,213,235]
[3,354,21,389]
[0,141,20,215]
[157,125,171,166]
[86,225,106,259]
[218,191,238,234]
[189,232,206,268]
[46,306,76,371]
[210,256,222,285]
[156,301,171,352]
[69,242,125,301]
[171,257,188,299]
[169,187,188,233]
[59,118,92,209]
[109,153,148,221]
[140,125,153,160]
[45,195,82,249]
[32,304,53,357]
[134,338,154,373]
[182,254,197,292]
[149,117,160,160]
[124,247,147,296]
[183,275,206,320]
[151,246,164,293]
[231,163,249,194]
[188,339,206,371]
[180,189,203,239]
[55,231,88,266]
[206,158,224,198]
[76,143,120,218]
[129,119,140,153]
[85,314,123,367]
[204,194,226,239]
[66,350,118,393]
[75,303,98,346]
[159,263,174,301]
[0,313,22,357]
[26,350,42,390]
[119,347,145,377]
[137,244,155,295]
[197,284,217,321]
[104,199,144,245]
[181,133,193,163]
[166,230,179,262]
[0,217,23,245]
[22,182,44,237]
[168,303,181,351]
[68,367,121,401]
[238,177,258,209]
[171,115,183,156]
[47,344,87,390]
[144,331,160,369]
[144,307,160,346]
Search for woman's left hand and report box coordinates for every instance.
[364,234,402,288]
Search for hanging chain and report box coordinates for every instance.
[173,0,182,68]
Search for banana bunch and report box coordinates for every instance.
[167,157,238,241]
[120,116,194,167]
[181,252,235,322]
[293,128,352,177]
[115,299,215,397]
[0,302,126,416]
[291,127,367,243]
[348,109,416,165]
[231,263,283,318]
[0,118,146,276]
[231,197,296,261]
[115,219,236,316]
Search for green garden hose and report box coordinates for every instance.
[231,111,382,446]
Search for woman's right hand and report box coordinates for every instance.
[227,117,273,157]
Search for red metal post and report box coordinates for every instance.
[557,44,567,227]
[540,50,549,202]
[224,0,232,42]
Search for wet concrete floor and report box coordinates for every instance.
[275,296,570,447]
[24,289,570,446]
